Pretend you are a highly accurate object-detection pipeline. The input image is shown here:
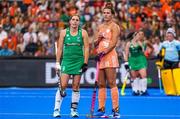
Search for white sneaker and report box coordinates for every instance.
[109,112,121,118]
[109,108,120,118]
[53,109,60,118]
[70,108,79,117]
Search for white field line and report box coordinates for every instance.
[0,95,180,100]
[0,113,180,118]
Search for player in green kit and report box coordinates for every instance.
[61,26,85,74]
[124,30,153,96]
[53,14,89,118]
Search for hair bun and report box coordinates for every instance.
[105,2,113,8]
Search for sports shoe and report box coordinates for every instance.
[139,90,149,96]
[132,91,139,96]
[70,108,79,118]
[109,107,120,118]
[53,109,60,118]
[93,107,105,117]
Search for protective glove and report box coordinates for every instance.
[95,51,106,61]
[144,50,150,58]
[56,62,61,76]
[157,47,166,60]
[138,46,143,51]
[124,62,130,71]
[81,63,88,73]
[157,53,163,61]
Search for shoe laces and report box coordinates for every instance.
[112,107,119,116]
[113,107,119,112]
[71,109,79,117]
[54,109,60,112]
[98,107,105,112]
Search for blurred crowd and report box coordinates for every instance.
[0,0,179,57]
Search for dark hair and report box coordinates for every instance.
[126,32,136,40]
[69,14,80,21]
[103,2,115,14]
[138,29,145,35]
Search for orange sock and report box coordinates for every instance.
[98,88,106,109]
[111,87,119,109]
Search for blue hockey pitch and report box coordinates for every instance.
[0,88,180,119]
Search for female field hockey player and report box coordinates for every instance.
[124,30,154,96]
[53,14,89,118]
[93,2,120,118]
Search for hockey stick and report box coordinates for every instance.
[89,61,100,117]
[57,72,66,97]
[157,68,163,93]
[55,42,66,97]
[121,70,130,96]
[155,47,165,93]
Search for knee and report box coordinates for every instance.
[72,84,80,91]
[108,81,117,88]
[61,84,67,90]
[98,82,106,88]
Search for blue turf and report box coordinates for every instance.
[0,88,180,119]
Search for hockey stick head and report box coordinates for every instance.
[121,92,126,96]
[120,71,129,96]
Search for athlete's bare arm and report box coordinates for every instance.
[56,29,66,63]
[146,40,154,51]
[142,40,154,57]
[105,23,120,54]
[82,29,89,64]
[124,41,130,62]
[94,25,103,47]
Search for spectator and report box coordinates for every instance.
[3,16,13,33]
[23,37,38,56]
[0,0,179,57]
[14,47,23,56]
[37,26,49,45]
[46,39,54,56]
[15,17,25,33]
[34,45,48,57]
[0,25,8,49]
[0,42,14,56]
[75,0,86,14]
[9,1,21,17]
[38,0,48,12]
[1,29,17,51]
[16,33,25,54]
[142,21,153,40]
[152,36,162,56]
[23,26,37,48]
